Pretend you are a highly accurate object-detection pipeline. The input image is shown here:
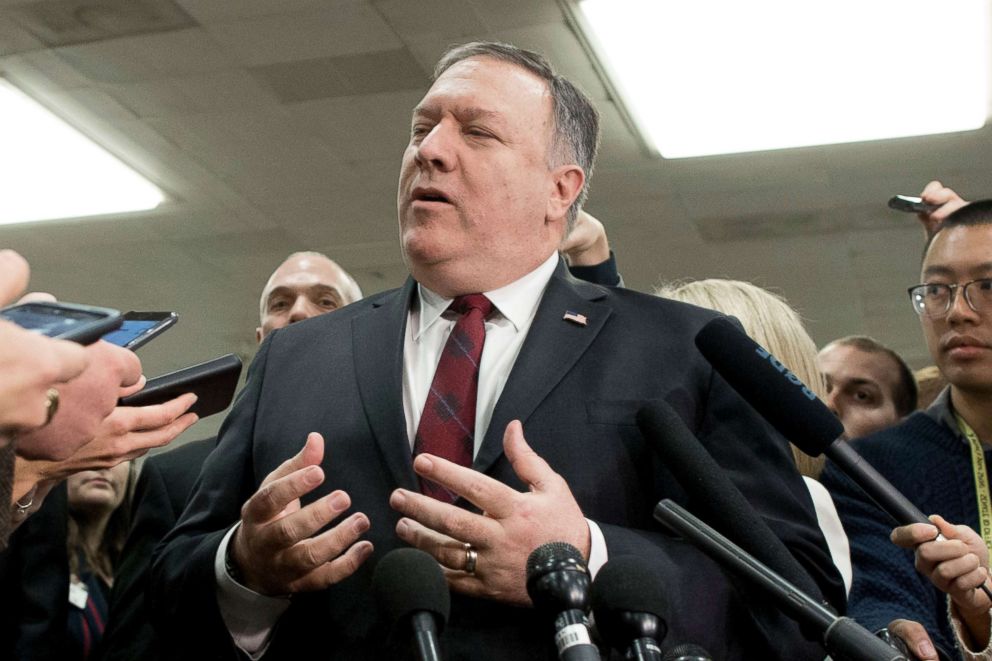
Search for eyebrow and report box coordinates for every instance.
[412,104,504,125]
[923,262,992,279]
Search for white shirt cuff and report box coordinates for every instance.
[214,523,292,659]
[586,518,608,579]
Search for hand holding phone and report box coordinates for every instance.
[119,353,243,419]
[888,195,935,214]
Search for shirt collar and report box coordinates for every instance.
[925,385,966,441]
[414,252,559,340]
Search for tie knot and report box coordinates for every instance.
[451,294,493,318]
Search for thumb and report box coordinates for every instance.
[261,432,324,488]
[929,514,959,539]
[503,420,555,493]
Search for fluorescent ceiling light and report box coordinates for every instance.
[576,0,991,158]
[0,78,165,224]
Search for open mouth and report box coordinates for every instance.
[411,187,451,204]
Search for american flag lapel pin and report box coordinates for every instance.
[563,310,588,326]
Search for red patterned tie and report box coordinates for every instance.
[414,294,494,502]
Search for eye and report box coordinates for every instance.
[318,298,338,309]
[269,300,288,312]
[411,124,433,142]
[853,390,875,404]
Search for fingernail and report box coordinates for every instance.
[391,490,406,507]
[358,542,373,560]
[417,456,434,471]
[919,640,935,658]
[396,518,409,535]
[329,492,348,510]
[353,515,369,534]
[305,466,322,485]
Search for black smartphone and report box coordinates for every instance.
[888,195,935,214]
[101,311,178,350]
[0,301,122,344]
[118,353,243,418]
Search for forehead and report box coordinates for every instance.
[923,224,992,278]
[416,56,552,127]
[820,344,897,387]
[265,258,344,294]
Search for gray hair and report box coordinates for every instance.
[434,41,600,232]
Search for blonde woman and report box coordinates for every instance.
[656,278,852,593]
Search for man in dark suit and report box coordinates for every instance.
[150,42,843,660]
[100,252,363,661]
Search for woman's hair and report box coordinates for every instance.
[67,463,136,582]
[655,278,826,478]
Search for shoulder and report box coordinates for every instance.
[143,437,215,478]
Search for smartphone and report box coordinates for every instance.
[101,311,178,350]
[888,195,935,214]
[0,301,122,344]
[118,353,243,419]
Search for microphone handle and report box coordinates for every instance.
[555,609,601,661]
[411,611,442,661]
[627,638,662,661]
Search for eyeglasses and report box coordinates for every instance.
[907,278,992,318]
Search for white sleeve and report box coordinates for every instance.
[214,524,292,659]
[586,518,608,579]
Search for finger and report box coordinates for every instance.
[411,452,518,516]
[890,522,938,548]
[0,249,30,305]
[287,540,374,593]
[503,420,559,493]
[260,433,324,489]
[243,464,325,524]
[49,339,89,383]
[888,619,938,661]
[18,291,56,304]
[916,538,971,564]
[283,512,370,574]
[396,516,473,571]
[444,569,486,597]
[125,411,199,455]
[264,490,354,552]
[932,554,981,587]
[117,392,198,431]
[117,375,148,399]
[390,488,499,546]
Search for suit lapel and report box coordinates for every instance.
[352,279,419,491]
[473,263,612,475]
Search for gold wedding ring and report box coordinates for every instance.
[464,543,478,575]
[43,388,59,426]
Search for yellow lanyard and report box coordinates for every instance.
[956,412,992,555]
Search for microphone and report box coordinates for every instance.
[590,555,667,661]
[373,548,450,661]
[636,400,824,604]
[526,541,601,661]
[661,643,712,661]
[654,499,908,661]
[694,319,974,556]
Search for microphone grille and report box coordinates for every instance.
[662,643,712,661]
[372,548,450,628]
[526,541,584,580]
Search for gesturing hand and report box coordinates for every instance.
[390,420,590,606]
[229,433,373,595]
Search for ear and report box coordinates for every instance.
[545,164,585,226]
[255,327,263,344]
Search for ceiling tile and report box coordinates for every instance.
[372,0,486,39]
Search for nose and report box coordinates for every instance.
[287,296,317,324]
[946,285,980,325]
[414,121,456,173]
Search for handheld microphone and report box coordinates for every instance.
[526,541,601,661]
[661,643,712,661]
[590,555,667,661]
[654,499,908,661]
[694,317,992,602]
[373,548,450,661]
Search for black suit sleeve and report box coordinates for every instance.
[101,458,174,661]
[567,251,621,287]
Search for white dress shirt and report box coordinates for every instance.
[214,252,607,657]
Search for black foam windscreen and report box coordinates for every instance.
[694,317,843,455]
[373,548,451,630]
[590,555,668,644]
[636,399,824,602]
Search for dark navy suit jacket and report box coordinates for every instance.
[150,263,844,660]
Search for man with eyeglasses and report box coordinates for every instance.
[823,199,992,661]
